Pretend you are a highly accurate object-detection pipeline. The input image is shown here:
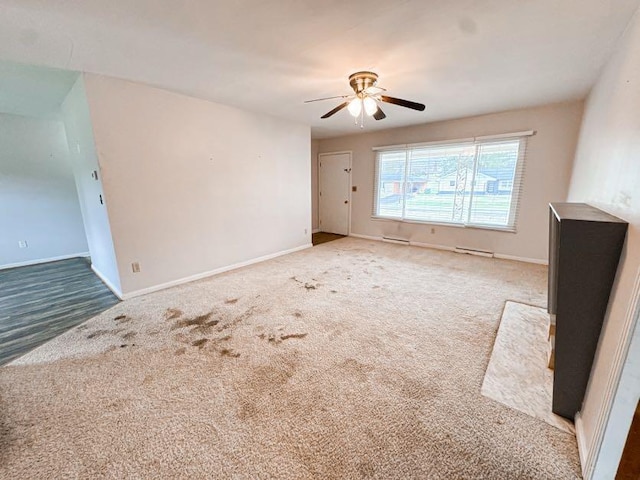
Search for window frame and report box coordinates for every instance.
[372,133,530,233]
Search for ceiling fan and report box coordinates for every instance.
[305,71,425,126]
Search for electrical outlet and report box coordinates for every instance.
[352,186,357,192]
[131,262,141,273]
[304,228,308,235]
[18,240,28,248]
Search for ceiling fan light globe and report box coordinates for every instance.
[347,98,362,117]
[363,96,378,116]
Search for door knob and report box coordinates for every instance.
[344,200,348,204]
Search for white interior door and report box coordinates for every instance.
[319,152,351,235]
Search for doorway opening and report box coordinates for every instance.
[318,152,351,243]
[312,232,345,246]
[0,61,120,365]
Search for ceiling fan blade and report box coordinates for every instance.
[321,102,349,119]
[364,86,386,95]
[304,94,351,104]
[380,95,426,111]
[373,106,386,120]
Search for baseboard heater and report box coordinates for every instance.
[454,246,494,258]
[382,236,410,245]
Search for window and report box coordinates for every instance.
[373,134,529,231]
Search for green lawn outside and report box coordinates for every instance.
[378,193,512,225]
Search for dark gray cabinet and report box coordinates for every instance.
[548,203,627,420]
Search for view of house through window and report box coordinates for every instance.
[374,137,526,230]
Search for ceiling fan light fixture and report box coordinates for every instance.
[363,96,378,116]
[307,71,426,123]
[347,98,362,117]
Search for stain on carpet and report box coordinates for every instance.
[236,357,298,420]
[291,277,319,290]
[281,333,307,341]
[121,331,136,341]
[259,331,308,344]
[87,329,122,339]
[171,312,217,330]
[191,338,208,348]
[217,306,256,333]
[190,323,219,335]
[114,314,129,323]
[225,298,239,304]
[164,308,183,320]
[220,348,240,358]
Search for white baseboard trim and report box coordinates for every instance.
[575,413,590,479]
[382,237,410,245]
[494,253,548,265]
[121,243,313,300]
[410,240,456,252]
[0,252,90,270]
[349,233,382,242]
[312,229,321,234]
[91,264,124,300]
[349,233,547,265]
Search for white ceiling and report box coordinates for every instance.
[0,0,637,138]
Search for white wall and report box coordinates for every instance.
[0,113,88,268]
[311,139,319,232]
[316,101,584,262]
[567,7,640,479]
[82,74,311,296]
[61,76,122,295]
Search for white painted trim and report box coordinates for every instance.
[408,240,456,252]
[312,229,321,234]
[382,237,410,246]
[575,413,589,478]
[349,233,382,242]
[318,150,352,156]
[121,243,313,300]
[0,252,90,270]
[583,266,640,479]
[91,264,123,300]
[372,130,536,151]
[475,130,536,141]
[494,253,548,265]
[349,233,547,265]
[454,246,494,258]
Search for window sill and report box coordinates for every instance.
[370,216,517,233]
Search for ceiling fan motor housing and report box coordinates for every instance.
[349,71,378,94]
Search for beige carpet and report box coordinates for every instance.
[481,301,575,434]
[0,238,581,479]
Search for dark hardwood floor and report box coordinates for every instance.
[0,258,120,365]
[312,232,346,246]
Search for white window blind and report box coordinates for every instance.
[373,134,529,231]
